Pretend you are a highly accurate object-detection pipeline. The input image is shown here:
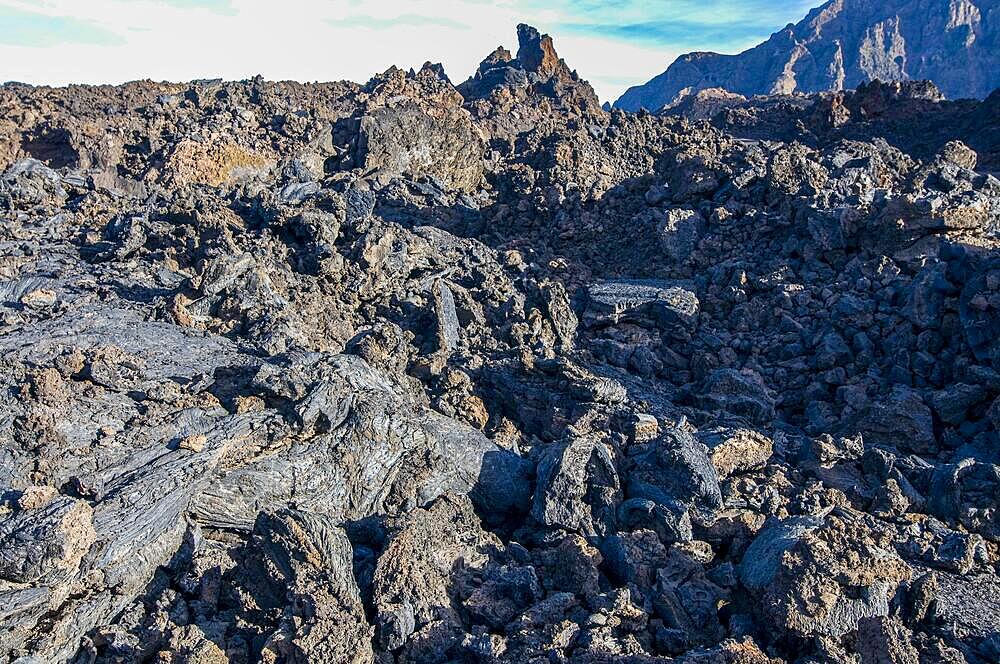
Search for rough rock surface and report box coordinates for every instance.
[616,0,1000,111]
[1,21,999,664]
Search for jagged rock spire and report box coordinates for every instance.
[458,23,603,116]
[515,23,562,76]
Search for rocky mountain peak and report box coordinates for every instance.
[458,24,602,117]
[615,0,1000,111]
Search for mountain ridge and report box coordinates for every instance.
[615,0,1000,111]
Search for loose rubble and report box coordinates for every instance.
[1,23,999,664]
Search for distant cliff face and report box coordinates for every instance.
[615,0,1000,111]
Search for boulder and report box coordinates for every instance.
[929,383,986,426]
[929,573,1000,641]
[625,428,723,526]
[0,158,67,209]
[356,67,484,192]
[532,435,622,537]
[372,494,500,650]
[244,509,374,664]
[658,208,706,262]
[927,459,1000,540]
[697,425,774,479]
[852,386,936,455]
[697,369,775,426]
[740,511,912,640]
[855,617,920,664]
[532,535,603,598]
[650,548,726,646]
[584,279,699,336]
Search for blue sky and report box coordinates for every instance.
[0,0,819,101]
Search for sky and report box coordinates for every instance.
[0,0,820,103]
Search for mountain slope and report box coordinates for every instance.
[615,0,1000,111]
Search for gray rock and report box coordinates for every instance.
[617,498,693,544]
[657,208,705,262]
[938,140,978,170]
[279,180,321,204]
[434,280,461,353]
[697,369,775,426]
[626,428,723,526]
[0,158,67,209]
[584,279,699,336]
[855,617,920,664]
[906,262,955,329]
[960,263,1000,363]
[927,459,1000,540]
[465,565,542,629]
[852,386,937,455]
[532,435,622,537]
[930,572,1000,640]
[741,511,912,640]
[930,383,986,425]
[356,98,483,192]
[739,514,824,593]
[244,509,374,664]
[372,494,500,653]
[650,549,726,646]
[600,529,668,588]
[0,497,95,585]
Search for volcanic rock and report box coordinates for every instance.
[0,19,998,664]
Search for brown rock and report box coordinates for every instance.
[856,616,920,664]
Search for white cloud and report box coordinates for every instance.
[0,0,684,101]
